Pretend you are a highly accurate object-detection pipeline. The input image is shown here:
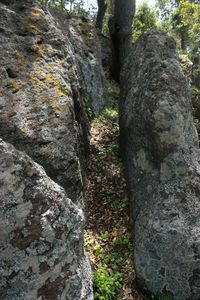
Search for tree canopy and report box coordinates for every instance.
[132,0,158,40]
[157,0,200,53]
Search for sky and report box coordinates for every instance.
[84,0,156,10]
[137,0,156,6]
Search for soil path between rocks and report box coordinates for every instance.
[84,82,147,300]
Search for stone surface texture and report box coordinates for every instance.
[67,17,106,116]
[0,139,92,300]
[49,9,106,116]
[0,1,105,203]
[120,30,200,299]
[0,0,101,299]
[98,34,112,76]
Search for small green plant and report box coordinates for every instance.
[93,264,123,300]
[100,108,119,123]
[115,200,128,212]
[94,245,103,255]
[99,231,110,241]
[100,140,119,155]
[113,234,134,252]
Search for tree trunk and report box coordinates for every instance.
[180,26,188,51]
[96,0,107,33]
[109,0,135,82]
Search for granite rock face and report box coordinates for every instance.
[0,1,83,204]
[0,1,100,299]
[120,30,200,299]
[0,139,92,300]
[0,1,105,204]
[67,17,106,116]
[48,10,106,116]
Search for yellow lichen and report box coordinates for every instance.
[20,127,29,134]
[16,53,25,62]
[36,69,45,77]
[31,7,44,16]
[36,43,46,57]
[24,13,45,34]
[44,74,68,95]
[28,68,70,116]
[54,106,62,114]
[7,80,23,93]
[46,65,52,71]
[55,92,66,97]
[45,74,54,83]
[81,21,91,35]
[28,21,44,33]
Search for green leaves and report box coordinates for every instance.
[132,1,158,40]
[157,0,200,53]
[93,265,123,300]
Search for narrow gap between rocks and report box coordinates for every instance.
[84,81,147,300]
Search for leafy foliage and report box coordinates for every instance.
[39,0,90,16]
[93,264,123,300]
[156,1,200,140]
[157,0,200,53]
[85,229,134,300]
[132,1,158,40]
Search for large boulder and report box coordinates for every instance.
[0,1,105,204]
[0,138,92,300]
[0,1,100,298]
[120,30,200,299]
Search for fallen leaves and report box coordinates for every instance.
[85,82,147,300]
